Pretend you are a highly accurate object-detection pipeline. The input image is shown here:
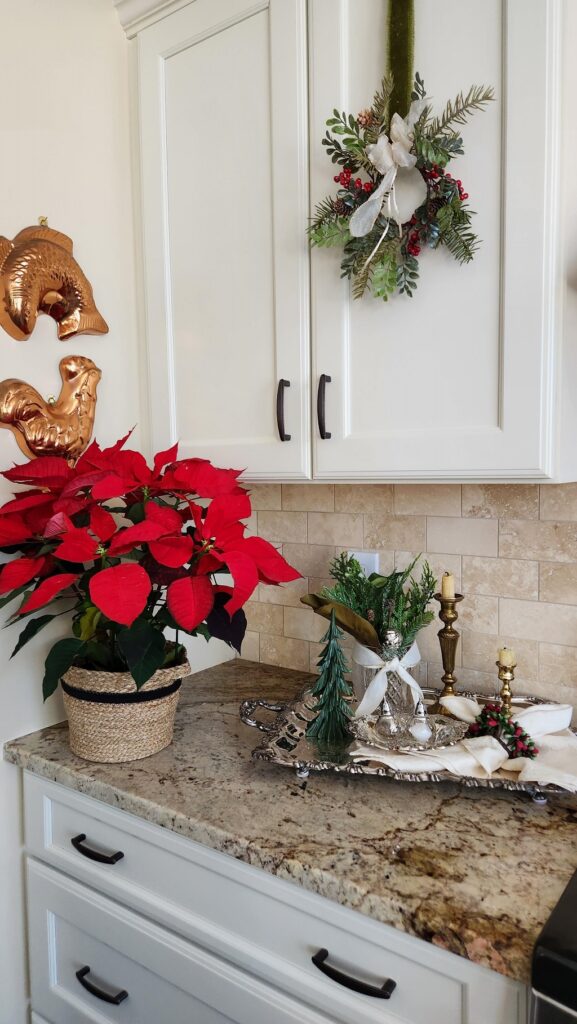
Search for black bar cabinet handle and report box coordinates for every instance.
[76,965,129,1005]
[311,948,396,999]
[317,374,332,439]
[276,379,291,441]
[71,833,124,865]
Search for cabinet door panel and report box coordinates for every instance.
[138,0,310,478]
[310,0,561,480]
[28,859,336,1024]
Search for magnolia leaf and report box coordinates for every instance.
[300,594,379,649]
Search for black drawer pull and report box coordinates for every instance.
[71,833,124,865]
[76,965,128,1005]
[276,379,291,441]
[311,948,396,999]
[317,374,331,439]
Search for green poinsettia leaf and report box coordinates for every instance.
[43,637,85,701]
[117,620,167,689]
[0,584,30,612]
[11,614,56,659]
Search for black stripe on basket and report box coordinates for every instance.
[61,678,182,705]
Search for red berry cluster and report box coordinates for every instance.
[333,168,375,194]
[333,167,353,187]
[466,702,539,759]
[421,164,469,201]
[445,172,469,201]
[407,230,421,257]
[405,214,422,257]
[422,163,444,183]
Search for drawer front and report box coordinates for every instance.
[27,859,336,1024]
[25,773,527,1024]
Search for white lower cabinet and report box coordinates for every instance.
[24,773,528,1024]
[28,860,331,1024]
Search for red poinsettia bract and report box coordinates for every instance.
[0,435,300,696]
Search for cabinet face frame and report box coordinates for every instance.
[309,0,563,482]
[136,0,311,479]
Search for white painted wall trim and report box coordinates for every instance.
[115,0,194,38]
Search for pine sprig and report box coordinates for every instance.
[309,196,340,231]
[428,85,495,136]
[365,73,394,143]
[440,223,479,264]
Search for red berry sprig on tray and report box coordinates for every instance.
[466,702,539,760]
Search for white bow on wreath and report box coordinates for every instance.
[349,98,428,262]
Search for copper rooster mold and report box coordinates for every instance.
[0,356,102,462]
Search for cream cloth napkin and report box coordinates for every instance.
[349,697,577,791]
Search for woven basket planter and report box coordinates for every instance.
[61,659,191,764]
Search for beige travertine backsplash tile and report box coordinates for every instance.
[241,484,577,708]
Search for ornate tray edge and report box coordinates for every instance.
[240,687,573,798]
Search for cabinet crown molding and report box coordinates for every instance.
[114,0,194,37]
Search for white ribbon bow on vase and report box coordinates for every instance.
[353,640,423,719]
[349,99,428,267]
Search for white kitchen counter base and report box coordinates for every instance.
[7,660,576,1023]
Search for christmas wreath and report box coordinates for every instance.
[308,1,494,301]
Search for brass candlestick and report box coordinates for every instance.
[431,593,464,714]
[496,658,516,719]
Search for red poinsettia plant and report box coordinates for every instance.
[0,433,299,699]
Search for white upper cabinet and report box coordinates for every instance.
[136,0,310,479]
[133,0,571,482]
[310,0,563,482]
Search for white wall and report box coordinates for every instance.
[0,2,141,1019]
[0,5,233,1016]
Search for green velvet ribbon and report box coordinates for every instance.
[387,0,415,119]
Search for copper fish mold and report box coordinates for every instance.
[0,225,108,341]
[0,356,102,461]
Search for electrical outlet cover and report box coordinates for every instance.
[348,550,379,576]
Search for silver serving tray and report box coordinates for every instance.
[240,687,572,800]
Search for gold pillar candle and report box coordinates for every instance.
[496,652,516,720]
[431,592,464,714]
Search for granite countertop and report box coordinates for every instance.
[5,659,577,985]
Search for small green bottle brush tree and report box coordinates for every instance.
[306,611,352,751]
